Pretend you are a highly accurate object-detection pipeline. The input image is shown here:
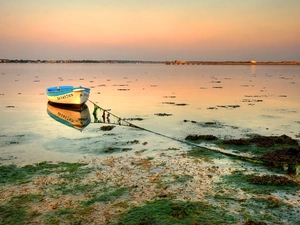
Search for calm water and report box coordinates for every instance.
[0,63,299,165]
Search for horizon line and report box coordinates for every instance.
[1,59,300,65]
[1,59,300,62]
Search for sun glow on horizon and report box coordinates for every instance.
[1,0,300,60]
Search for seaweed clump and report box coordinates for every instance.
[260,147,300,164]
[246,174,299,186]
[249,134,299,147]
[185,134,218,141]
[100,125,115,131]
[222,134,299,147]
[154,113,172,116]
[260,147,300,174]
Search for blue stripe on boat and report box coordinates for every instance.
[46,86,90,97]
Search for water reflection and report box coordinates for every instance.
[47,102,91,131]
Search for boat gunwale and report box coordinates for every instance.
[46,86,90,97]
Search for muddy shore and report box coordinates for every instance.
[1,132,299,225]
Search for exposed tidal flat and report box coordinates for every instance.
[0,63,299,224]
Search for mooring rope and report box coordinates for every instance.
[89,99,259,162]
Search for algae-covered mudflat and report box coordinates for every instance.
[0,141,299,224]
[0,64,299,224]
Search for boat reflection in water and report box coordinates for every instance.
[47,102,91,131]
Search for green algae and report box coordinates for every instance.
[0,162,90,185]
[113,199,238,225]
[81,187,128,207]
[0,162,97,224]
[239,197,298,223]
[56,162,92,180]
[188,146,225,159]
[219,172,299,195]
[53,180,105,195]
[156,174,193,190]
[0,194,42,225]
[207,171,300,224]
[0,162,130,224]
[44,206,93,225]
[0,162,59,185]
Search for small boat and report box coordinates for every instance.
[46,85,90,105]
[47,102,91,131]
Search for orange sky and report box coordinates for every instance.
[1,0,300,60]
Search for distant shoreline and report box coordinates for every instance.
[165,60,300,65]
[1,59,300,65]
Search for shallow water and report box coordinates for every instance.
[0,63,299,165]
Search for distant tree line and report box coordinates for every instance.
[0,59,164,64]
[1,59,299,65]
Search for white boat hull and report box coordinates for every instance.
[46,86,90,105]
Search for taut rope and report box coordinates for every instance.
[89,100,259,162]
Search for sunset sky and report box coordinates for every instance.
[1,0,300,61]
